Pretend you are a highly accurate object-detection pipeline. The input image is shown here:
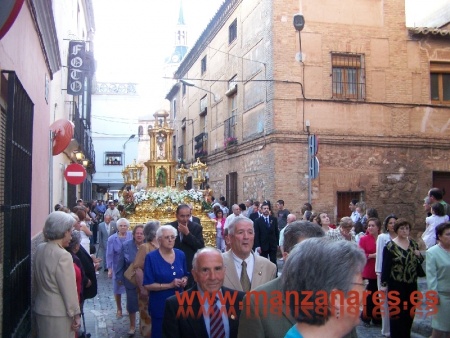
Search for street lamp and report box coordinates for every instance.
[180,79,220,102]
[123,134,136,169]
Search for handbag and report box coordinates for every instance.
[124,263,137,286]
[417,260,426,277]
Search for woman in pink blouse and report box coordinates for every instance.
[359,217,382,326]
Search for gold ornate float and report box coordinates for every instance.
[120,110,216,247]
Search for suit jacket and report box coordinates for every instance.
[254,216,279,252]
[222,251,277,291]
[191,216,202,227]
[169,220,205,274]
[34,242,80,317]
[76,245,98,300]
[238,277,295,338]
[162,285,245,338]
[98,220,117,268]
[249,212,261,222]
[98,220,117,250]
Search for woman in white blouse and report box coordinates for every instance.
[375,214,397,338]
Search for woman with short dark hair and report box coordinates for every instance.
[381,218,424,338]
[359,218,382,326]
[133,221,161,337]
[423,202,449,249]
[375,214,397,337]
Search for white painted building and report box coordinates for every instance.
[91,82,141,199]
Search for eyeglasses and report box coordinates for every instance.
[163,235,176,241]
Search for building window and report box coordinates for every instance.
[172,99,177,119]
[201,56,207,75]
[331,53,365,100]
[105,152,122,165]
[229,19,237,44]
[138,125,143,139]
[430,62,450,104]
[230,94,238,117]
[200,95,207,116]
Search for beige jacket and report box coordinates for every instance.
[34,242,80,317]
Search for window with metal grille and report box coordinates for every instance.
[201,56,207,75]
[430,62,450,104]
[229,19,237,44]
[105,152,122,165]
[331,53,365,100]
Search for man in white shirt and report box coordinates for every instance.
[349,199,360,223]
[279,214,297,254]
[104,200,120,221]
[222,216,276,291]
[224,204,242,229]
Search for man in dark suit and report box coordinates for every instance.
[249,201,261,222]
[189,204,202,227]
[162,247,245,338]
[76,244,98,300]
[98,215,117,271]
[253,202,279,265]
[169,204,205,288]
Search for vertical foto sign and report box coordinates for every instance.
[67,41,86,96]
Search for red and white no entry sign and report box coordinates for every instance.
[64,163,87,185]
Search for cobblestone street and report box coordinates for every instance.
[81,268,432,338]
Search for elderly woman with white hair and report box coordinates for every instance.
[107,217,133,318]
[144,224,188,338]
[282,237,366,338]
[34,211,81,338]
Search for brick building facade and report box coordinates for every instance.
[166,0,450,234]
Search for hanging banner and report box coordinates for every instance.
[67,40,86,96]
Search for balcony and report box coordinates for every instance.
[194,132,208,160]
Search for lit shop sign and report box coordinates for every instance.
[67,41,86,96]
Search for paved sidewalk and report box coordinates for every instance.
[82,270,144,338]
[82,270,432,338]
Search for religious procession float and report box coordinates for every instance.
[119,110,216,247]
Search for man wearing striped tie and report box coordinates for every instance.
[162,247,245,338]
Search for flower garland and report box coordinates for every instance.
[120,187,204,215]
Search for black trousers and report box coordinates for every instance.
[261,249,277,266]
[388,280,417,338]
[361,278,382,324]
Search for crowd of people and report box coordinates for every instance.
[32,187,450,338]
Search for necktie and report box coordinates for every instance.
[210,297,225,338]
[265,217,270,228]
[240,261,251,292]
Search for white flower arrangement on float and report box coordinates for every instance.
[120,187,204,215]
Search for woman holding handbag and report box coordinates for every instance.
[133,221,160,337]
[116,224,145,336]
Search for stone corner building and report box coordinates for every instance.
[166,0,450,234]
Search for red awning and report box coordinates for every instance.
[50,119,74,155]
